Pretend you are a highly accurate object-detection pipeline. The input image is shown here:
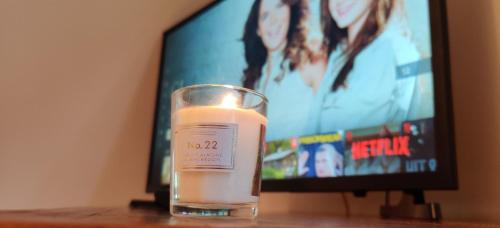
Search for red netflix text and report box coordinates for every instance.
[351,136,410,160]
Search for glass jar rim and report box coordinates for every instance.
[172,84,268,104]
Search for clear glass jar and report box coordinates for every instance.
[170,84,267,218]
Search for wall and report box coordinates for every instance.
[0,0,211,209]
[1,0,499,223]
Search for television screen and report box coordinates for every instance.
[150,0,454,190]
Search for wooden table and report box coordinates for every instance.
[0,207,497,227]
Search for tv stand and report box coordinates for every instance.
[129,189,170,211]
[380,190,441,221]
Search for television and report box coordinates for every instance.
[145,0,457,211]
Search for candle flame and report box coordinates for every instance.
[220,94,238,108]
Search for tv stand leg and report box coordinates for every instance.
[380,190,441,221]
[129,189,170,211]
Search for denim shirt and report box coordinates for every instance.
[306,29,419,135]
[255,52,314,141]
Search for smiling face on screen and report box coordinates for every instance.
[258,0,291,52]
[328,0,373,29]
[315,144,343,177]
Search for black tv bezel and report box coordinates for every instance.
[146,0,457,193]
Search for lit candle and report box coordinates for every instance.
[172,93,267,205]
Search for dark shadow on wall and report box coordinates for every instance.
[89,36,163,206]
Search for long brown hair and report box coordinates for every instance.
[322,0,394,91]
[242,0,301,90]
[287,0,311,70]
[287,0,330,70]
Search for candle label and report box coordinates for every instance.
[175,123,237,171]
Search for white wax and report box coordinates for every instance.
[172,106,267,204]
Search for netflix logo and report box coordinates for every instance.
[350,136,411,160]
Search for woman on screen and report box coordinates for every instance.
[242,0,300,91]
[242,0,314,141]
[305,0,421,134]
[314,143,343,177]
[298,143,343,177]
